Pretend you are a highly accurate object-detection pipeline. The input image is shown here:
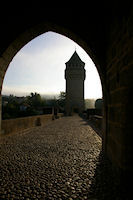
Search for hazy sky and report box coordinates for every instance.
[2,31,102,99]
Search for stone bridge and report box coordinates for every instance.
[1,3,133,199]
[0,116,124,199]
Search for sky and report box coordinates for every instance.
[2,31,102,99]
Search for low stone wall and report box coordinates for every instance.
[1,114,62,135]
[92,115,103,130]
[88,115,103,137]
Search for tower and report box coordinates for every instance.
[65,51,86,115]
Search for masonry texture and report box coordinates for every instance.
[0,116,122,200]
[106,10,133,171]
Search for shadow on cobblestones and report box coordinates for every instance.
[0,116,128,199]
[79,117,131,200]
[79,117,102,138]
[88,151,122,200]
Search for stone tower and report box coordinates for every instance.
[65,51,86,115]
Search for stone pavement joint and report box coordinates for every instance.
[0,115,120,199]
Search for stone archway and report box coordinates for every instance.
[1,3,133,198]
[0,21,106,140]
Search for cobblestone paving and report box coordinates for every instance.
[0,116,120,200]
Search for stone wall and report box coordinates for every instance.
[1,114,63,135]
[106,12,133,172]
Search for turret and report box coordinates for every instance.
[65,51,86,115]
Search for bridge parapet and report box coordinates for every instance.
[1,113,63,135]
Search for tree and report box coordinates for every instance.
[57,91,66,109]
[2,99,20,119]
[2,92,46,119]
[27,92,44,108]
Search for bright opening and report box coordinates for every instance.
[2,31,102,101]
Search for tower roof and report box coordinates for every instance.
[65,51,85,68]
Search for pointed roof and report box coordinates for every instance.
[65,51,85,68]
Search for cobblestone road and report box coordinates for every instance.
[0,116,120,200]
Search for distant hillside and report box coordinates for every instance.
[41,94,59,99]
[2,93,59,100]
